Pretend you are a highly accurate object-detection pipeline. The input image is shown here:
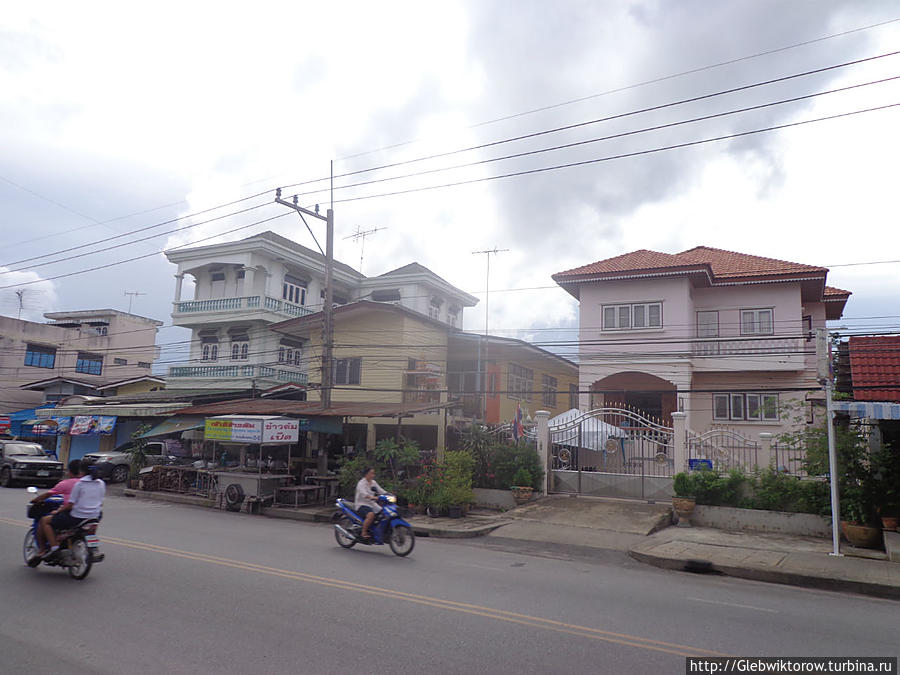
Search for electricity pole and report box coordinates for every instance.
[276,183,335,409]
[471,247,508,421]
[817,328,842,557]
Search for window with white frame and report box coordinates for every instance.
[713,392,778,421]
[741,308,774,335]
[333,358,361,385]
[696,311,719,337]
[508,363,533,400]
[448,305,460,327]
[602,302,662,330]
[210,269,226,297]
[230,331,249,361]
[278,338,303,366]
[282,274,307,306]
[201,335,219,361]
[542,374,558,407]
[429,297,442,320]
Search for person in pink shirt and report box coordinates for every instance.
[30,459,83,555]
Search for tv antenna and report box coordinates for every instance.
[15,289,25,320]
[343,226,387,274]
[124,291,146,313]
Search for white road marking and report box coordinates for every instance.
[688,596,779,613]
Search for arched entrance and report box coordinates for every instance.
[590,372,677,424]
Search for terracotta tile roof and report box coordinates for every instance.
[553,245,827,282]
[824,286,851,297]
[849,336,900,402]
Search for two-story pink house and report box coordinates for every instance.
[552,247,850,436]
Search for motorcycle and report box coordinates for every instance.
[333,493,415,557]
[23,487,104,580]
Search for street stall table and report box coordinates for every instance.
[307,475,341,501]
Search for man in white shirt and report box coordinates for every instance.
[355,466,387,541]
[37,470,105,560]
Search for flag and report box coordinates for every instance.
[513,402,524,442]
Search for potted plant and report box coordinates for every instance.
[672,472,696,527]
[510,467,534,503]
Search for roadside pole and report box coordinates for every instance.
[817,328,842,557]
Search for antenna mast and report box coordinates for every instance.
[343,226,387,274]
[124,291,146,313]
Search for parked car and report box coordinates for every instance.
[0,441,65,488]
[81,441,166,483]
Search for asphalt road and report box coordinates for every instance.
[0,487,896,675]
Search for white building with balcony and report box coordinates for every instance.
[552,246,851,435]
[165,231,478,391]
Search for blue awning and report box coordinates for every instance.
[833,401,900,420]
[6,405,56,436]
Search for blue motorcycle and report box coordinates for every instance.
[23,487,104,580]
[333,493,415,557]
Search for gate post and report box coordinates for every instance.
[759,432,773,471]
[536,410,551,494]
[671,412,686,473]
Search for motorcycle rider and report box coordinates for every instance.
[355,466,387,542]
[33,464,105,563]
[30,459,84,555]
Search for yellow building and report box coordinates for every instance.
[447,334,578,425]
[270,301,450,450]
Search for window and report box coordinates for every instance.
[282,274,307,306]
[508,363,533,401]
[138,361,151,369]
[24,344,56,369]
[429,297,442,320]
[803,315,813,342]
[231,341,249,360]
[201,335,219,362]
[235,269,245,295]
[278,339,303,366]
[75,352,103,375]
[569,383,578,409]
[741,308,774,335]
[96,326,108,336]
[333,358,361,385]
[542,375,558,407]
[210,269,226,297]
[448,306,459,327]
[696,311,719,338]
[713,393,778,421]
[113,358,127,366]
[371,289,401,302]
[602,302,662,330]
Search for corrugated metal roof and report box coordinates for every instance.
[176,398,452,418]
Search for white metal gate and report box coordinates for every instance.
[547,408,675,501]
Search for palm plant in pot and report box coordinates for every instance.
[672,472,696,527]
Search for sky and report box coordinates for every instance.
[1,1,899,369]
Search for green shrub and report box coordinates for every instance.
[472,441,543,490]
[424,450,475,508]
[673,472,693,497]
[511,467,533,488]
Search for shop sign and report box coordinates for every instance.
[70,416,117,436]
[262,419,300,444]
[0,417,11,434]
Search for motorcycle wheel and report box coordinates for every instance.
[23,530,40,566]
[388,525,415,557]
[67,540,93,580]
[334,515,358,549]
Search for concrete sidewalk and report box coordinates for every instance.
[122,489,900,598]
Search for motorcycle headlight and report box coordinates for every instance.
[386,495,397,503]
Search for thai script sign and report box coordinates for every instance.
[204,417,299,444]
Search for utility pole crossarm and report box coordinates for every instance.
[275,186,335,409]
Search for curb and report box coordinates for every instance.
[122,489,506,538]
[628,548,900,600]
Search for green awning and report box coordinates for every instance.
[139,415,206,438]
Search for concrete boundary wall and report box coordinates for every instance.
[692,505,831,538]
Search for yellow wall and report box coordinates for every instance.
[303,311,449,404]
[495,357,577,423]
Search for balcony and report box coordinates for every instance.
[168,364,309,384]
[691,336,807,371]
[173,296,314,320]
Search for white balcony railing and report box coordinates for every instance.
[174,295,313,318]
[168,364,308,384]
[691,336,805,357]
